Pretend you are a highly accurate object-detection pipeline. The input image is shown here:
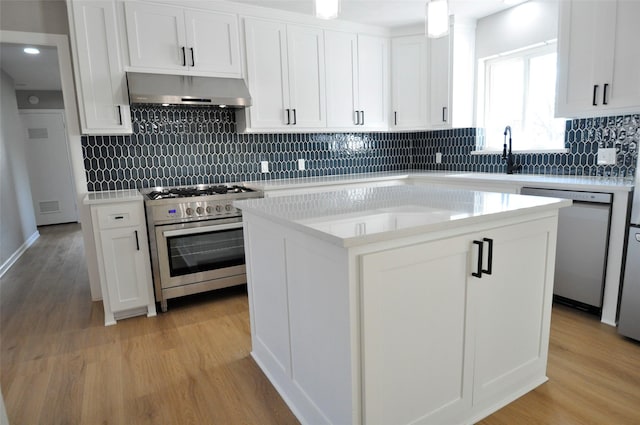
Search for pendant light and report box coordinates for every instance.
[315,0,340,19]
[426,0,449,38]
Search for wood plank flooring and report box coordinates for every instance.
[1,224,639,424]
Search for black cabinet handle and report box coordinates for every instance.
[117,105,122,125]
[181,46,186,66]
[603,83,609,105]
[394,111,398,125]
[592,84,599,106]
[360,110,365,125]
[134,230,140,251]
[472,240,483,278]
[292,108,297,125]
[482,238,493,275]
[190,47,195,67]
[285,109,290,125]
[442,106,448,122]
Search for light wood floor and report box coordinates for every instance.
[1,224,639,424]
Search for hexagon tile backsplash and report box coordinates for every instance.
[81,107,638,191]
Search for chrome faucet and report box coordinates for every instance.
[502,126,522,174]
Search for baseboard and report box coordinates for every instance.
[0,231,40,279]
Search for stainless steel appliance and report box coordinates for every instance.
[520,187,613,313]
[141,185,262,312]
[618,167,640,341]
[127,72,251,107]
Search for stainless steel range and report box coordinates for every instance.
[141,184,263,312]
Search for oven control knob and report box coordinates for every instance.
[196,206,204,215]
[205,206,213,214]
[185,207,194,215]
[215,205,222,213]
[225,204,233,212]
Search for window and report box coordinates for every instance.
[478,42,566,152]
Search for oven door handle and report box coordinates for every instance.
[162,222,243,238]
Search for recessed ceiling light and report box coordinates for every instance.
[23,47,40,55]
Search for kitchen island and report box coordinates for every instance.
[234,185,571,425]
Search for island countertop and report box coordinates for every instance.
[234,184,571,247]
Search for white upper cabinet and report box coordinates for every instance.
[428,34,451,128]
[325,31,389,130]
[244,18,326,130]
[357,35,390,130]
[286,25,327,128]
[325,31,359,129]
[427,17,475,129]
[124,1,241,77]
[391,36,428,129]
[556,0,640,117]
[69,0,131,134]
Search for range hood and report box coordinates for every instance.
[126,72,251,107]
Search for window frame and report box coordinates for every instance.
[474,40,568,154]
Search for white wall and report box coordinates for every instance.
[0,0,69,35]
[0,69,38,270]
[16,90,65,109]
[475,0,559,59]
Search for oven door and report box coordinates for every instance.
[155,218,246,289]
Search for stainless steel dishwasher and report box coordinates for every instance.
[520,187,613,313]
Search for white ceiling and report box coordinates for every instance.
[226,0,522,28]
[0,43,62,91]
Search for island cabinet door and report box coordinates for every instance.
[468,217,555,408]
[360,235,473,425]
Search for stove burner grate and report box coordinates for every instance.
[146,185,253,200]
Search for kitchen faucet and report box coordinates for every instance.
[502,126,522,174]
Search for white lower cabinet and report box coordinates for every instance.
[90,200,156,325]
[244,208,557,424]
[361,218,555,424]
[361,235,473,425]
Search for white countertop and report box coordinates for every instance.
[243,170,634,193]
[83,189,143,205]
[235,185,572,247]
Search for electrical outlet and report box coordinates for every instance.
[260,161,269,173]
[298,158,306,170]
[436,152,443,164]
[597,148,616,165]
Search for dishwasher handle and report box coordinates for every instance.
[520,187,612,204]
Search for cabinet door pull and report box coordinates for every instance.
[292,108,297,125]
[354,110,360,125]
[285,109,290,125]
[603,83,609,105]
[360,110,365,125]
[134,230,140,251]
[472,240,483,278]
[117,105,123,125]
[190,47,195,67]
[442,106,448,122]
[592,84,599,106]
[181,46,187,66]
[394,111,398,125]
[482,238,493,275]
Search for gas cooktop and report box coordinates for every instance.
[142,184,256,201]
